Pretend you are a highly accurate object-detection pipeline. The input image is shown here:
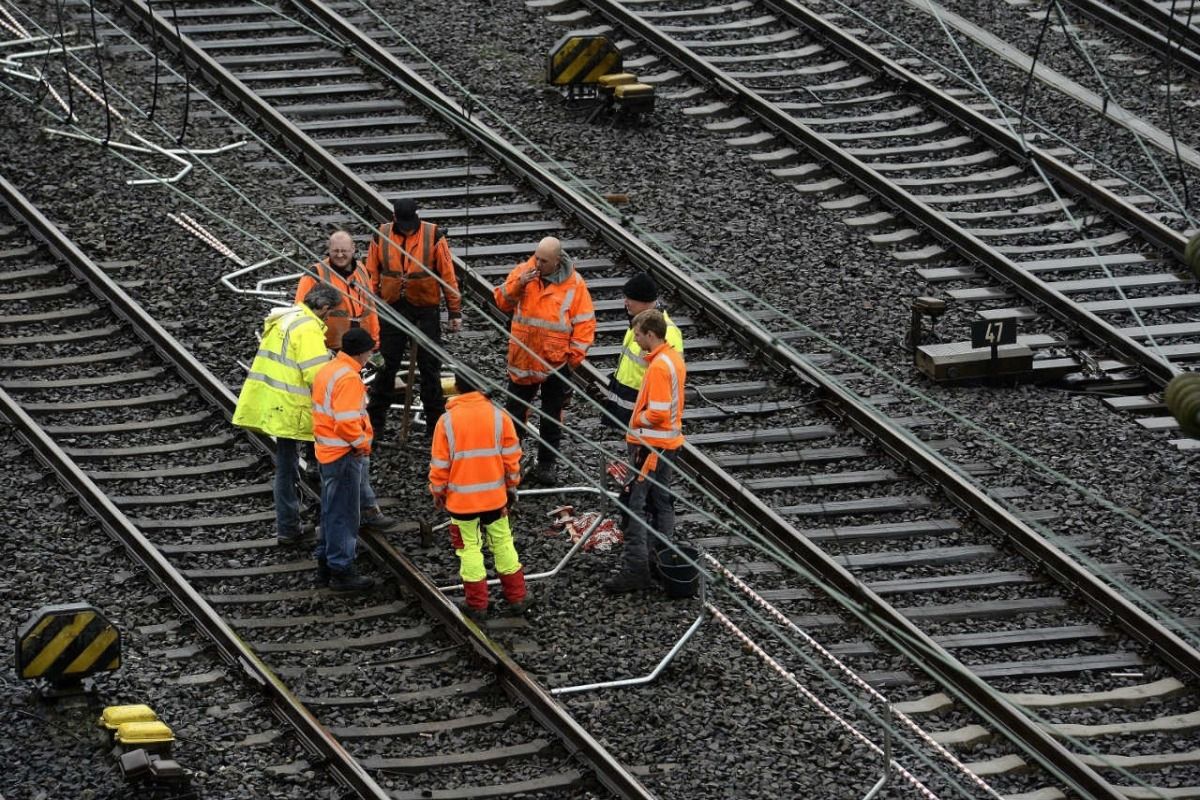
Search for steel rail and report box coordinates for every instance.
[1112,0,1200,62]
[1058,0,1200,77]
[113,3,1200,797]
[0,175,392,800]
[574,0,1183,389]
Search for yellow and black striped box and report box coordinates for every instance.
[547,34,623,86]
[16,602,121,685]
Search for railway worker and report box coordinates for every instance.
[295,230,379,352]
[428,370,532,621]
[602,272,684,427]
[364,198,462,441]
[605,309,687,595]
[493,236,596,486]
[232,283,339,546]
[310,327,379,593]
[296,231,398,538]
[602,272,684,541]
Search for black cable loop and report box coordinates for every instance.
[86,0,111,143]
[1018,1,1055,144]
[53,0,74,119]
[168,0,189,145]
[147,0,160,120]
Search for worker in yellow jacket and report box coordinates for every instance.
[233,284,339,545]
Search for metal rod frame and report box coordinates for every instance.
[552,578,708,696]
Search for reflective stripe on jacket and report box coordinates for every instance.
[626,342,686,451]
[609,310,684,409]
[232,304,331,440]
[493,254,596,385]
[295,258,380,351]
[311,351,373,463]
[365,221,461,314]
[429,392,521,515]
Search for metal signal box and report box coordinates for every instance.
[916,341,1033,382]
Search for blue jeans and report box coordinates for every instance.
[623,446,679,575]
[359,457,377,510]
[275,438,302,538]
[316,453,365,571]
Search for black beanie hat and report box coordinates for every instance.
[622,272,657,303]
[341,328,376,356]
[393,198,419,232]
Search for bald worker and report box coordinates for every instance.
[493,237,596,485]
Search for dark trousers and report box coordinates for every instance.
[623,446,679,575]
[367,301,443,436]
[504,371,572,465]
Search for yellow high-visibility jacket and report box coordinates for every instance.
[232,304,331,440]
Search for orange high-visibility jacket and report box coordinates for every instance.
[311,351,373,464]
[365,221,461,315]
[429,392,522,515]
[295,258,380,351]
[493,255,595,384]
[626,342,686,451]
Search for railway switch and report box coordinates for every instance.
[16,602,121,694]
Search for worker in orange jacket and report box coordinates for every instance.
[295,230,380,352]
[605,309,686,595]
[493,236,595,486]
[311,328,379,594]
[429,371,531,622]
[365,199,461,440]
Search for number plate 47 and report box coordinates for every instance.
[971,318,1017,349]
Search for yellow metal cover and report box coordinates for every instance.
[441,376,458,397]
[548,34,622,86]
[115,720,175,746]
[614,83,655,99]
[99,705,158,730]
[16,602,121,683]
[597,72,637,88]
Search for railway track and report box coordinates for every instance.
[525,0,1200,437]
[35,0,1199,796]
[0,174,649,798]
[1059,0,1200,71]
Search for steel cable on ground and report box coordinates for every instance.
[0,11,1186,793]
[338,0,1200,621]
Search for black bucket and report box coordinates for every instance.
[655,545,699,599]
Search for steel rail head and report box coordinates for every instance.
[570,0,1182,387]
[361,532,657,800]
[1057,0,1200,78]
[1119,0,1200,57]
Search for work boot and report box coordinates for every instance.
[603,569,654,595]
[315,557,330,588]
[506,592,536,616]
[498,568,533,615]
[360,506,401,535]
[524,461,557,487]
[456,599,488,624]
[329,566,375,594]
